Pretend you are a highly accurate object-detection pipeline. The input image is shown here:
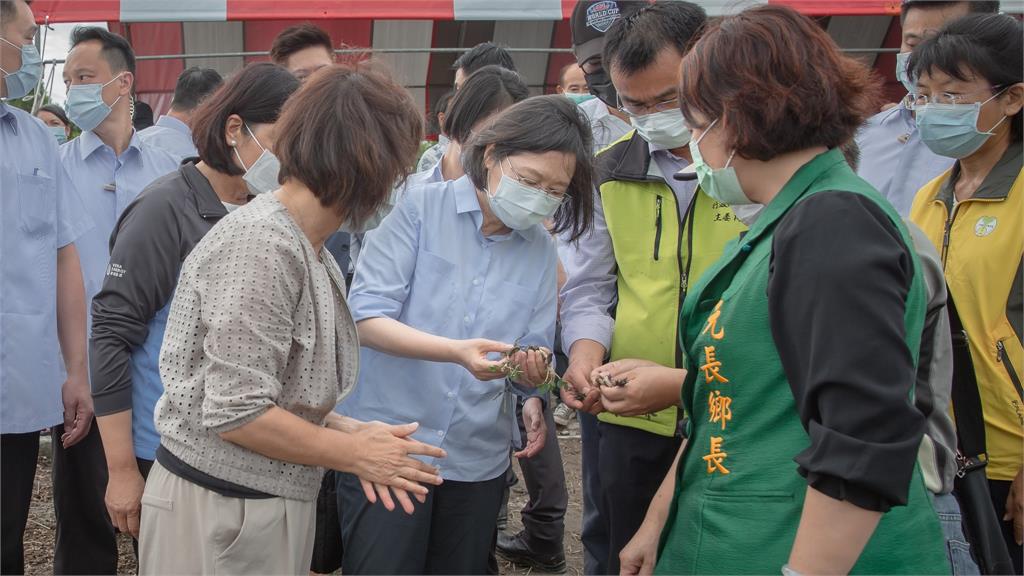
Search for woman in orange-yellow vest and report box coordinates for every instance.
[908,13,1024,571]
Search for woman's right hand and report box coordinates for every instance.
[349,421,446,514]
[105,466,146,538]
[619,520,661,576]
[452,338,512,380]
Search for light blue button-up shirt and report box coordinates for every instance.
[60,130,180,334]
[1,102,93,433]
[139,115,196,162]
[340,175,557,482]
[855,104,954,217]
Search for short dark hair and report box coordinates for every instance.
[603,2,707,75]
[430,90,455,134]
[276,64,423,227]
[270,24,334,65]
[678,5,878,161]
[463,95,595,242]
[37,104,70,127]
[171,67,223,112]
[70,26,135,75]
[191,62,300,176]
[132,100,154,130]
[840,139,861,171]
[453,42,517,75]
[909,13,1022,142]
[900,1,999,24]
[444,65,529,144]
[1,0,31,22]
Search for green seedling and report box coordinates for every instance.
[489,343,586,400]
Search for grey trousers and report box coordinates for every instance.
[139,462,316,575]
[512,395,568,552]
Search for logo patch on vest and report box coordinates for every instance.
[974,216,997,237]
[586,2,620,33]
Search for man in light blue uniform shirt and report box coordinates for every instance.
[60,27,179,333]
[138,67,222,162]
[855,0,998,216]
[0,2,112,573]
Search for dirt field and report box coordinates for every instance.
[24,426,585,575]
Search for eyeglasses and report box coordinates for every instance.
[616,95,680,118]
[505,158,569,201]
[910,86,1005,108]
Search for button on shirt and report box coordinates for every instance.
[559,141,694,352]
[1,103,93,433]
[855,104,954,217]
[340,175,557,482]
[60,130,180,335]
[138,115,196,162]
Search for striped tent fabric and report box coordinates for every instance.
[30,0,1022,121]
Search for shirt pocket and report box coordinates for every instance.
[495,280,539,341]
[17,173,56,238]
[405,249,457,332]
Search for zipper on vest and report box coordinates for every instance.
[941,202,959,267]
[997,340,1024,402]
[653,196,663,261]
[675,192,698,369]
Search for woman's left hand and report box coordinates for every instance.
[514,397,547,458]
[508,348,552,388]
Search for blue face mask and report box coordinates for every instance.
[1,38,42,100]
[48,125,67,144]
[65,73,124,132]
[895,51,915,96]
[916,90,1008,159]
[565,92,595,106]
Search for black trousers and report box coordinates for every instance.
[989,478,1024,575]
[2,424,117,576]
[594,422,681,575]
[337,470,505,574]
[51,423,117,575]
[1,432,40,576]
[511,396,568,553]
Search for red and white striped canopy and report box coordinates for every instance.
[31,0,905,23]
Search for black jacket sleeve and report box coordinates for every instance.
[767,191,925,513]
[89,184,184,416]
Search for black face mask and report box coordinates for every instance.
[585,68,617,109]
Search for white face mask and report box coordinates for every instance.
[234,123,280,195]
[486,158,563,231]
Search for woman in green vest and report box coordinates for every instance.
[615,5,949,574]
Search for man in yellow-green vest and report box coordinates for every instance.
[558,4,747,574]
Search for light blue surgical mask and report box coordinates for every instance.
[486,159,563,230]
[234,123,281,195]
[48,125,67,145]
[65,73,124,132]
[630,108,691,149]
[895,51,915,95]
[916,91,1008,159]
[689,118,753,206]
[565,92,595,106]
[0,38,42,100]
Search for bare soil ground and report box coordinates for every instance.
[24,425,585,575]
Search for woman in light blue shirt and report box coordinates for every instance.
[337,95,595,575]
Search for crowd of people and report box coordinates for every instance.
[1,0,1021,574]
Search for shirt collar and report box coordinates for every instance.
[0,102,16,134]
[79,128,143,161]
[181,161,229,219]
[155,115,191,137]
[937,140,1023,206]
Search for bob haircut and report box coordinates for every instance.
[463,95,594,242]
[677,5,879,161]
[190,62,300,176]
[908,13,1022,142]
[275,63,424,228]
[443,65,529,144]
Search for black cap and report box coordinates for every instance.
[571,1,646,65]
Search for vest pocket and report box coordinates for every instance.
[997,339,1023,401]
[653,195,663,261]
[694,490,799,573]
